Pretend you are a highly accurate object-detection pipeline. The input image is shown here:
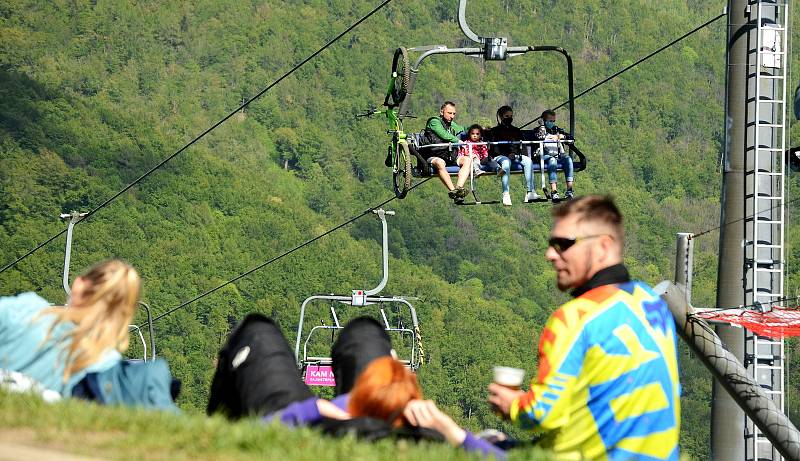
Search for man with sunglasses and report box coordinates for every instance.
[488,195,680,460]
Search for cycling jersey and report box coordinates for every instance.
[511,274,680,461]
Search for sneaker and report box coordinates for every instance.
[456,186,469,198]
[524,191,541,203]
[502,192,512,206]
[565,188,574,199]
[473,165,485,177]
[551,191,560,202]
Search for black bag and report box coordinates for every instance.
[331,317,393,395]
[407,141,430,176]
[207,313,313,419]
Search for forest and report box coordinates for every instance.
[2,1,800,459]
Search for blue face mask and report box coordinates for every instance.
[544,120,556,129]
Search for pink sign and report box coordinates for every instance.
[305,365,336,386]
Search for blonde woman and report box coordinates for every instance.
[0,260,141,396]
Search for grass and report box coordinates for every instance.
[0,391,554,461]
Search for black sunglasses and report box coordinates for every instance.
[548,234,608,253]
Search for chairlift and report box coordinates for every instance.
[294,209,424,387]
[59,211,156,361]
[376,0,587,201]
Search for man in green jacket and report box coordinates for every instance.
[423,101,472,203]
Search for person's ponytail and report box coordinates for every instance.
[42,260,141,382]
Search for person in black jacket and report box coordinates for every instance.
[488,106,538,206]
[533,110,574,201]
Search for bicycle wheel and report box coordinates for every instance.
[389,47,410,106]
[393,142,413,199]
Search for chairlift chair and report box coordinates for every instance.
[294,209,424,387]
[59,211,157,362]
[383,0,587,203]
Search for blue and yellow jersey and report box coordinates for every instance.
[510,281,680,460]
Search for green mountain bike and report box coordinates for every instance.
[357,48,414,199]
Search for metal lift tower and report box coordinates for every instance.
[716,1,790,460]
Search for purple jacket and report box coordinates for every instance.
[262,393,350,427]
[263,394,506,459]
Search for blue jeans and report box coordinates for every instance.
[543,154,574,185]
[494,155,533,194]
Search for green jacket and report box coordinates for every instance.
[426,117,464,143]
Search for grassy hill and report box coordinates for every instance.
[2,0,800,459]
[0,391,558,460]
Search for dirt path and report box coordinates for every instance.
[0,441,106,461]
[0,429,107,461]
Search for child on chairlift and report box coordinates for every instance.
[458,124,490,178]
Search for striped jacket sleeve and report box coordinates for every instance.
[510,303,587,430]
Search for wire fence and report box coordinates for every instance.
[660,283,800,460]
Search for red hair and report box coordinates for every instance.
[347,357,422,427]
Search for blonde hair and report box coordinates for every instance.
[43,260,141,381]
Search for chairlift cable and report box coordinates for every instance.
[151,177,433,323]
[0,230,68,276]
[519,12,726,129]
[0,0,396,277]
[691,196,800,240]
[0,8,724,276]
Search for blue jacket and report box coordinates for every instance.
[0,292,120,396]
[72,358,179,412]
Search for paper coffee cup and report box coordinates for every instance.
[493,366,525,390]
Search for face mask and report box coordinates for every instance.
[544,120,555,129]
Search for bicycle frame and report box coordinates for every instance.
[355,60,415,199]
[372,106,407,171]
[385,108,405,144]
[383,74,408,146]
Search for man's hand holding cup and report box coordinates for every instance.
[488,366,525,419]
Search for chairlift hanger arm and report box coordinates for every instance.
[59,211,89,297]
[457,0,482,44]
[363,208,393,296]
[137,301,156,360]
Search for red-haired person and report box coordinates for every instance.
[351,357,506,458]
[210,316,505,458]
